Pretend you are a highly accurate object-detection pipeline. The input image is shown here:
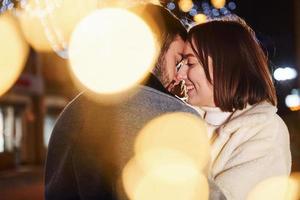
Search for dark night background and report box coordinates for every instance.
[235,0,298,114]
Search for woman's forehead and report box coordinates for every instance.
[183,43,196,57]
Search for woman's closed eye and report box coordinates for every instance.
[187,62,196,67]
[186,57,197,67]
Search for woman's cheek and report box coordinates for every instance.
[188,68,196,81]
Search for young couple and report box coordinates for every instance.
[45,3,291,200]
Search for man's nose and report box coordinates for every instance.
[176,64,188,81]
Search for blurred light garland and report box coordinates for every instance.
[0,0,69,57]
[164,0,238,28]
[1,0,160,58]
[0,0,238,56]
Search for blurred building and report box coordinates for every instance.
[0,49,78,200]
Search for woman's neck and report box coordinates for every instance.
[199,106,232,127]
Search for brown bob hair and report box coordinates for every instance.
[188,20,277,112]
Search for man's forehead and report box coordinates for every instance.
[169,37,185,54]
[183,45,195,57]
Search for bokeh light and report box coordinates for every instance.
[0,12,29,97]
[228,1,237,10]
[247,174,300,200]
[220,7,229,15]
[274,67,298,81]
[178,0,194,13]
[68,8,158,95]
[122,159,144,200]
[202,2,210,10]
[189,8,198,17]
[212,8,220,17]
[122,112,210,200]
[134,112,210,172]
[211,0,226,9]
[194,13,207,24]
[167,2,176,10]
[135,148,200,179]
[122,157,209,200]
[289,173,300,200]
[17,0,99,53]
[285,89,300,111]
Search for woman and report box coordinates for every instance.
[177,19,292,199]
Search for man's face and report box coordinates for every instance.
[159,35,185,90]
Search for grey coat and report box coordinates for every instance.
[45,75,225,200]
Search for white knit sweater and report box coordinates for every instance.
[198,102,292,200]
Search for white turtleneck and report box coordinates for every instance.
[198,106,232,139]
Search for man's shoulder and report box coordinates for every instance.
[68,87,199,116]
[135,85,182,105]
[131,86,200,115]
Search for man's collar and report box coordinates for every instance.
[143,73,174,97]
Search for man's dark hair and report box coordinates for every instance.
[131,4,187,79]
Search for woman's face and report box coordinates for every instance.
[179,42,215,107]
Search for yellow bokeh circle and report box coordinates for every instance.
[211,0,226,9]
[68,8,158,94]
[247,174,300,200]
[178,0,194,12]
[134,112,210,172]
[0,12,29,97]
[122,158,209,200]
[194,14,207,25]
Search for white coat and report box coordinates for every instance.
[200,102,292,200]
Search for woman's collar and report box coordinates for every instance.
[199,106,232,126]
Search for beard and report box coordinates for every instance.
[153,56,172,88]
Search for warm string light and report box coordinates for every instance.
[165,1,237,27]
[194,13,207,24]
[178,0,193,13]
[211,0,226,9]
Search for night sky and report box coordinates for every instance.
[236,0,297,113]
[236,0,296,66]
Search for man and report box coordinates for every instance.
[134,4,187,96]
[45,4,225,200]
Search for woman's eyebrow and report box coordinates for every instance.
[183,53,195,59]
